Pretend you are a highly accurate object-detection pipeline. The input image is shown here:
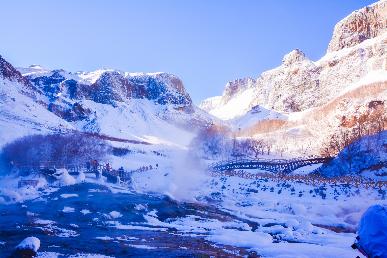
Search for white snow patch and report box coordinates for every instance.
[62,206,75,213]
[128,244,157,250]
[60,194,78,199]
[80,209,91,215]
[16,236,40,252]
[55,169,76,186]
[108,211,122,219]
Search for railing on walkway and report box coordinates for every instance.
[208,157,333,174]
[13,162,159,185]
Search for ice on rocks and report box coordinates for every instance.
[16,236,40,252]
[108,211,122,219]
[62,206,75,213]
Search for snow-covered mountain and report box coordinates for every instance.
[0,55,214,149]
[200,0,387,156]
[22,66,193,107]
[200,0,387,120]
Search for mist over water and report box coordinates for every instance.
[166,147,210,202]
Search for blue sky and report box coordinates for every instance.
[0,0,376,103]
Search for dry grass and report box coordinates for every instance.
[211,170,386,189]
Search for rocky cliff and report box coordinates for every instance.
[327,0,387,52]
[23,67,192,107]
[0,55,34,91]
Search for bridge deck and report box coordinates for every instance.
[209,157,333,174]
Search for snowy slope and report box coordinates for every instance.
[0,56,74,146]
[230,105,287,129]
[0,78,73,145]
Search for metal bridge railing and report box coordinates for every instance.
[208,157,333,173]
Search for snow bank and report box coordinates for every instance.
[56,169,76,186]
[62,206,75,213]
[357,204,387,257]
[60,193,78,199]
[108,211,122,219]
[80,209,91,215]
[16,236,40,252]
[0,175,49,204]
[207,228,272,248]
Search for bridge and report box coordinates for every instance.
[208,157,333,174]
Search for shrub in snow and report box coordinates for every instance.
[355,204,387,257]
[13,236,40,257]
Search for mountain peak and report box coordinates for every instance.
[0,55,33,88]
[327,0,387,52]
[282,49,308,66]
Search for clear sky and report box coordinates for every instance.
[0,0,377,103]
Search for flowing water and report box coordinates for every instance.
[0,183,257,257]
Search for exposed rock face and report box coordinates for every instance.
[25,69,192,107]
[89,71,133,104]
[200,1,387,119]
[48,102,92,122]
[282,49,308,66]
[125,72,192,106]
[327,0,387,52]
[0,55,33,88]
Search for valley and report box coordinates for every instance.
[0,1,386,257]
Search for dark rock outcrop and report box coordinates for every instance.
[0,55,33,89]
